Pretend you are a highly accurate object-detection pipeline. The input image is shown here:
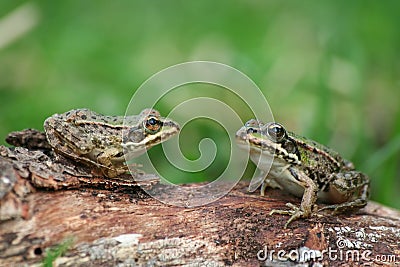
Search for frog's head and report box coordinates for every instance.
[122,108,180,158]
[236,119,300,168]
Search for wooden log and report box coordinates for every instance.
[1,178,399,266]
[0,130,399,266]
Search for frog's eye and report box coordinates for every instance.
[144,116,162,134]
[265,123,286,142]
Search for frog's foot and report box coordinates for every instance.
[98,165,130,178]
[318,199,368,214]
[270,203,306,228]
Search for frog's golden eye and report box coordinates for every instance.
[144,116,162,134]
[265,123,286,142]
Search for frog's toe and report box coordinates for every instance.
[318,200,367,214]
[318,204,337,212]
[269,209,291,215]
[270,203,305,228]
[285,210,305,228]
[270,203,296,215]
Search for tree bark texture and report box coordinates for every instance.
[0,131,400,266]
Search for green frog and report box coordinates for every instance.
[44,108,180,178]
[236,119,369,228]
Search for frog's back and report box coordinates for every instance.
[288,131,352,172]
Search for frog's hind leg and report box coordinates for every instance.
[319,171,370,214]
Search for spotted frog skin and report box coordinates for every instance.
[44,108,180,178]
[236,119,370,228]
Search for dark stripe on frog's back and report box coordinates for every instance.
[66,109,138,130]
[286,132,346,191]
[64,109,129,148]
[287,131,346,170]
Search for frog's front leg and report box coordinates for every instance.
[270,167,318,228]
[261,175,283,196]
[96,147,128,178]
[319,171,369,214]
[248,170,283,196]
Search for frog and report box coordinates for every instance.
[44,108,180,178]
[236,119,370,228]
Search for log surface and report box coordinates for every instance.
[0,130,400,266]
[1,181,400,266]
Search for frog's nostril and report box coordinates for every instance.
[247,128,257,134]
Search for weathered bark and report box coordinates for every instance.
[1,130,400,266]
[1,180,399,266]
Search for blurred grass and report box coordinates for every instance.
[0,1,399,209]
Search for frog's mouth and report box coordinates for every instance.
[236,128,276,153]
[235,132,256,148]
[145,124,180,147]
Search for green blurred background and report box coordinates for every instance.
[0,1,399,209]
